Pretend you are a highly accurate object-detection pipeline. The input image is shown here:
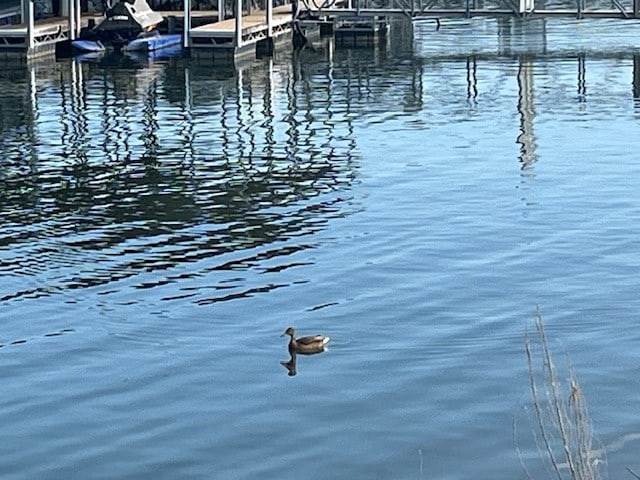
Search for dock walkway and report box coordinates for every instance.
[3,0,640,62]
[0,15,94,59]
[188,4,294,54]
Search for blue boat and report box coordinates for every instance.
[122,33,182,52]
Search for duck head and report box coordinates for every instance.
[281,327,295,338]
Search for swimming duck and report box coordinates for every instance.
[281,327,330,354]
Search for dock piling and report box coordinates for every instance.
[235,0,243,47]
[27,0,34,50]
[183,0,191,48]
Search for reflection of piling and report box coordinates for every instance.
[466,55,477,99]
[577,53,586,101]
[633,54,640,100]
[516,57,538,171]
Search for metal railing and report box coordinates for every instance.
[299,0,640,18]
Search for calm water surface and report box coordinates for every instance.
[2,17,640,479]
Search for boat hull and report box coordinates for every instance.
[122,34,182,52]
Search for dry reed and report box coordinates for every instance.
[523,308,605,480]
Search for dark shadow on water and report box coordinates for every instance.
[0,328,74,350]
[280,350,328,377]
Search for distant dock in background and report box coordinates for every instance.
[2,0,640,62]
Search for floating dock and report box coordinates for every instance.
[0,15,88,59]
[4,0,640,62]
[187,4,296,61]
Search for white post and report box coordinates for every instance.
[69,0,76,40]
[266,0,272,37]
[519,0,534,13]
[218,0,224,22]
[27,0,35,50]
[75,0,82,39]
[235,0,242,48]
[183,0,191,48]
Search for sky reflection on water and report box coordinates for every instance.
[2,16,640,480]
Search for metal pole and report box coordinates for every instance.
[183,0,191,48]
[69,0,75,41]
[267,0,272,37]
[235,0,242,48]
[218,0,224,22]
[76,0,81,39]
[27,0,34,50]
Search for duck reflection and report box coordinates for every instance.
[280,352,299,376]
[280,349,330,377]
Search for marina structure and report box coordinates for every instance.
[2,0,640,61]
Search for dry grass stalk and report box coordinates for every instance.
[524,309,604,480]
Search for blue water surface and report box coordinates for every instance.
[1,16,640,480]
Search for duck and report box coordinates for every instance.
[281,326,330,354]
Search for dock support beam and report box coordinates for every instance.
[235,0,242,48]
[27,0,34,50]
[183,0,191,48]
[68,0,78,40]
[519,0,534,14]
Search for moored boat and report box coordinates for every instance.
[73,0,170,52]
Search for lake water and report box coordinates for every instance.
[2,16,640,480]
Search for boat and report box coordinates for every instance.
[72,0,178,53]
[122,33,182,52]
